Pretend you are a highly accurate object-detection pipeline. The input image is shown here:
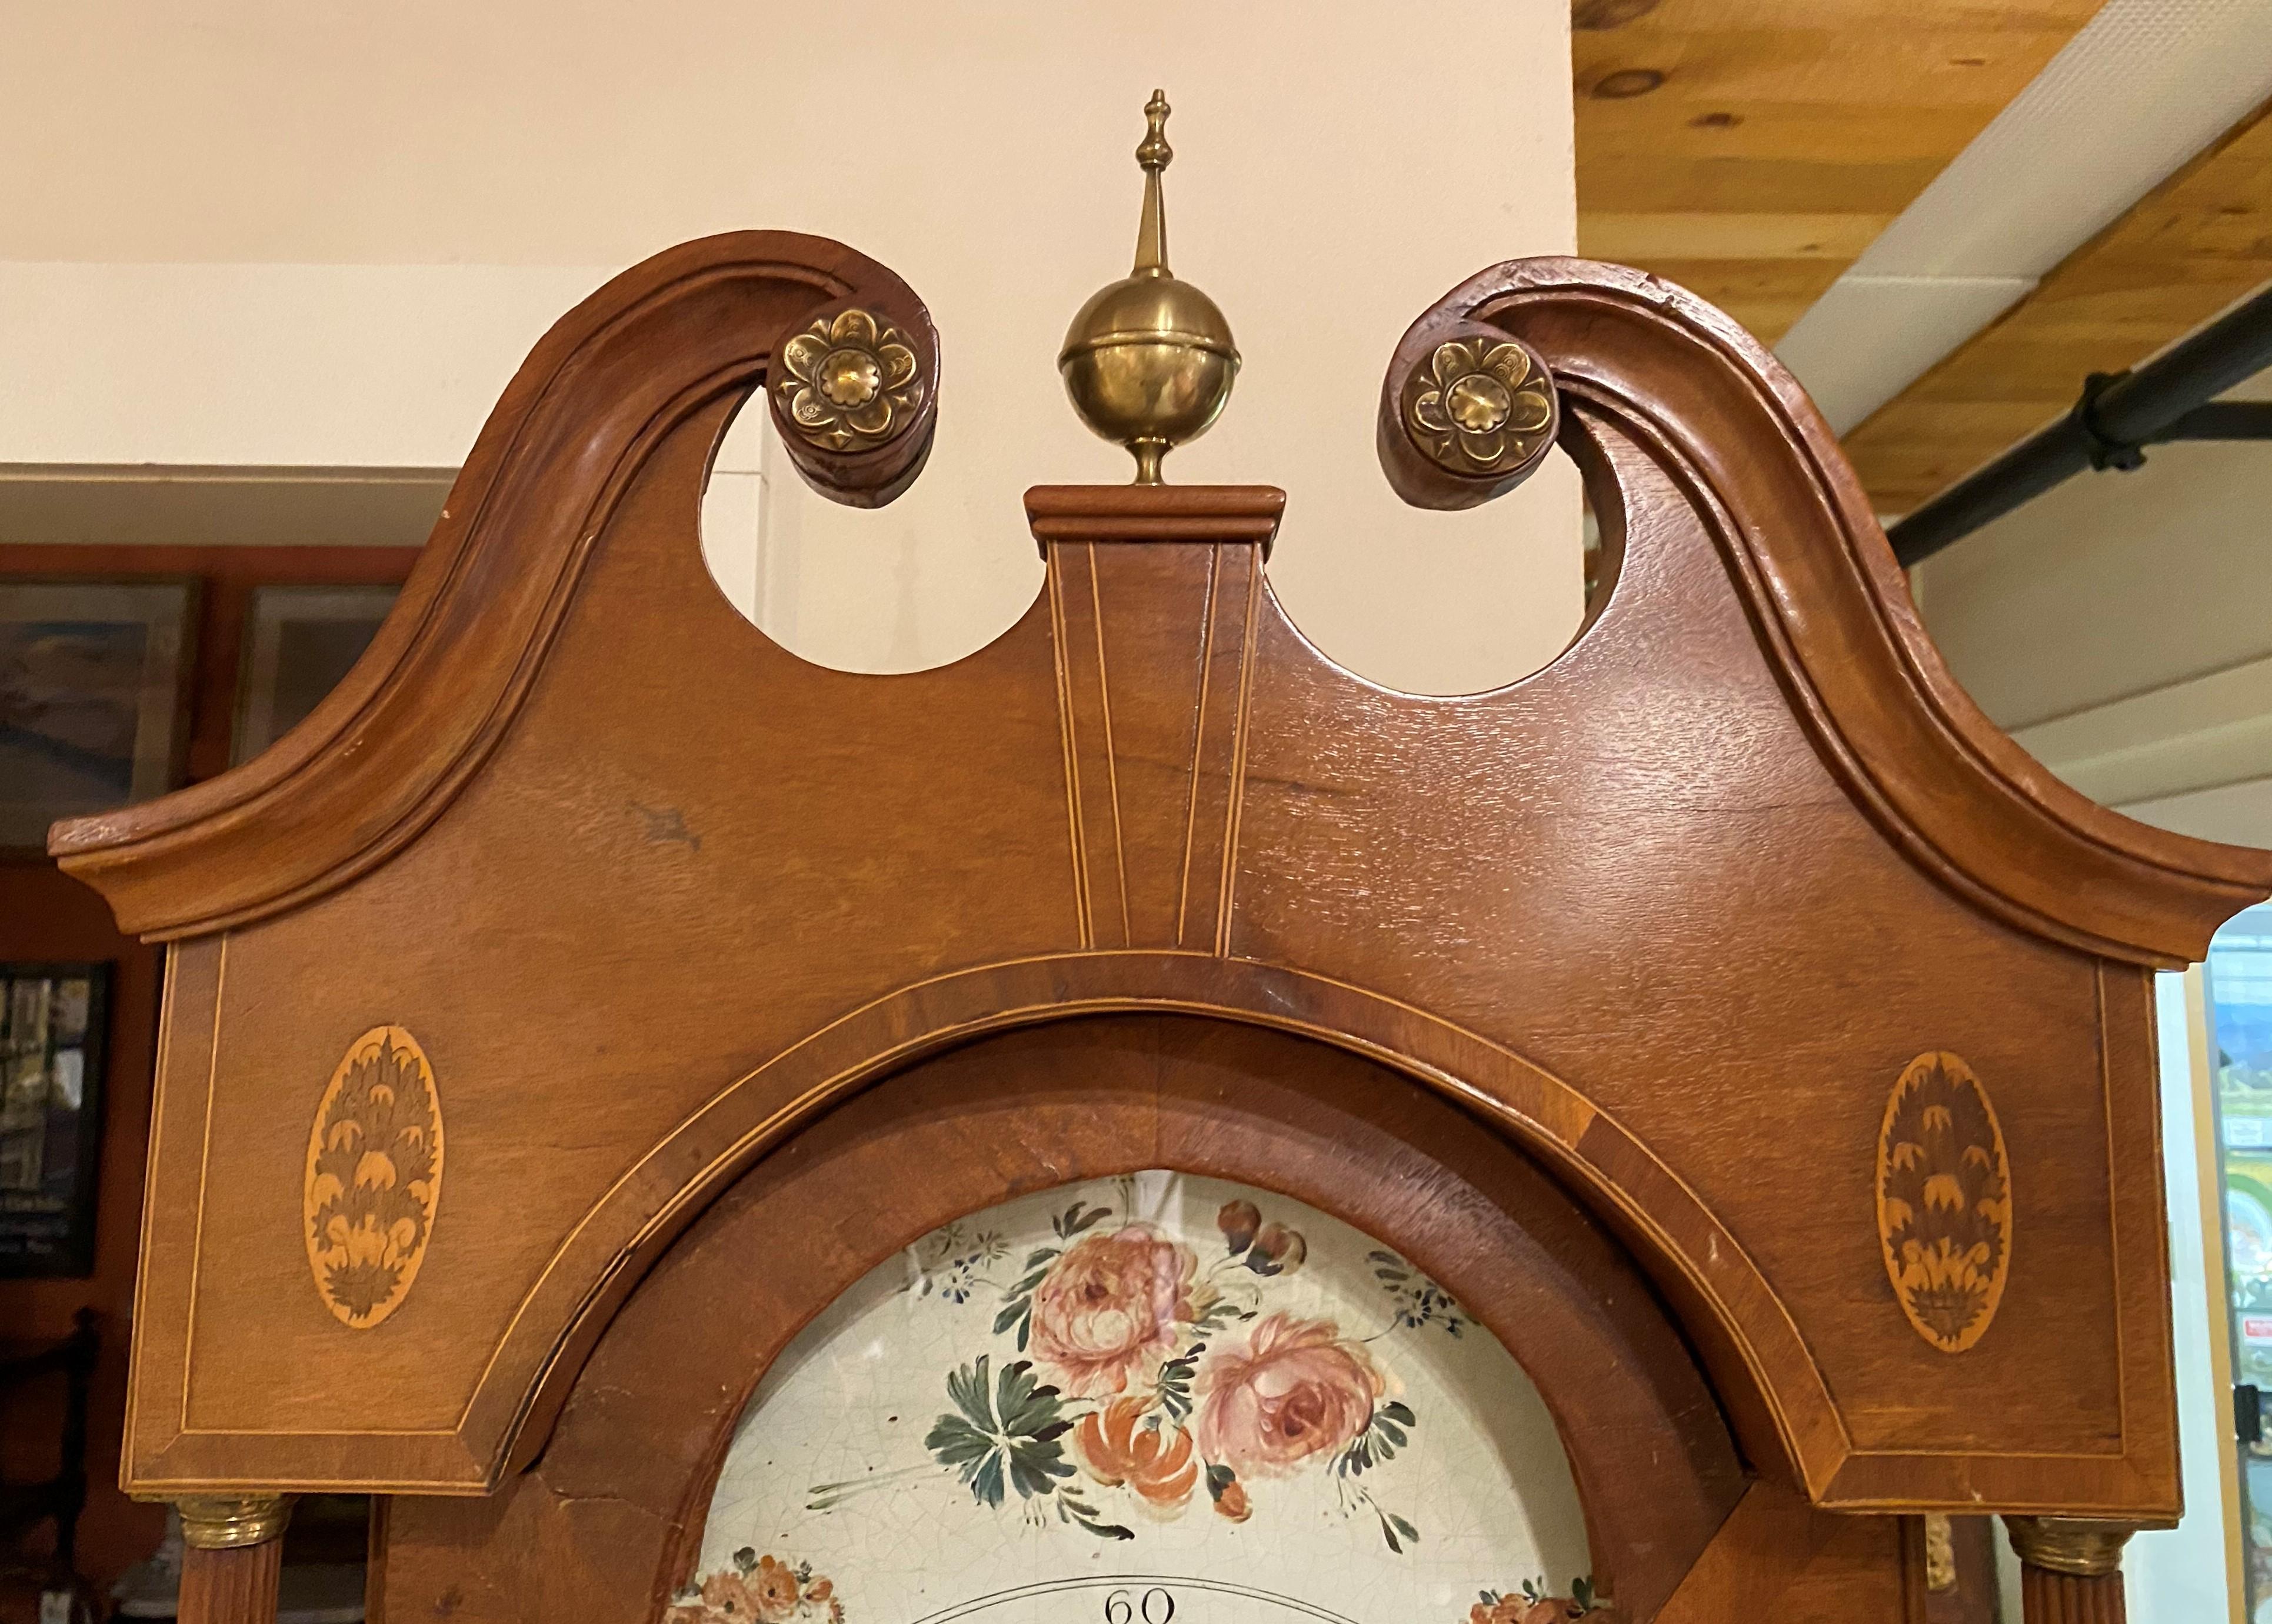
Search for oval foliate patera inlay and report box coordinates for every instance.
[1876,1051,2012,1353]
[303,1025,444,1329]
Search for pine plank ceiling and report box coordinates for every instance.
[1845,99,2272,512]
[1569,1,2272,517]
[1573,0,2101,346]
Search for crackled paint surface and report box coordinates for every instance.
[679,1173,1597,1624]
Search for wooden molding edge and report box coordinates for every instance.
[1387,255,2272,968]
[48,231,942,940]
[1024,484,1286,553]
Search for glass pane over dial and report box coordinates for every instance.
[681,1172,1598,1624]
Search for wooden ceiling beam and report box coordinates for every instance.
[1574,0,2103,345]
[1845,99,2272,516]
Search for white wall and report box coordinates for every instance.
[0,2,1583,692]
[1915,366,2272,846]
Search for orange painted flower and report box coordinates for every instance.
[1194,1313,1383,1477]
[1211,1474,1251,1522]
[698,1573,761,1620]
[749,1558,803,1623]
[669,1557,838,1624]
[1075,1395,1198,1509]
[1030,1226,1201,1397]
[1468,1590,1603,1624]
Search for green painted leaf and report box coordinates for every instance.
[1054,1201,1111,1238]
[970,1452,1007,1508]
[1060,1489,1135,1540]
[926,1413,994,1469]
[946,1356,996,1432]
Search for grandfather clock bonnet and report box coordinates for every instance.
[52,95,2271,1624]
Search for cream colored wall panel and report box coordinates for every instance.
[2119,778,2272,848]
[0,264,609,468]
[1918,424,2272,732]
[2013,655,2272,809]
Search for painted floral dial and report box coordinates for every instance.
[677,1173,1608,1624]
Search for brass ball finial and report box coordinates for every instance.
[1059,90,1240,484]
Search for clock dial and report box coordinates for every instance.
[679,1172,1598,1624]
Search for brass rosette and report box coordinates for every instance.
[774,308,927,453]
[1400,328,1558,478]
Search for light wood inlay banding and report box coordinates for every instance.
[1034,488,1280,952]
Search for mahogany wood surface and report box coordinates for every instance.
[1649,1483,1921,1624]
[377,1016,1752,1623]
[2018,1568,2125,1624]
[47,235,2272,1563]
[1373,258,2271,966]
[176,1541,282,1624]
[51,233,938,936]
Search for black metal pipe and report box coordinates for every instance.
[2156,400,2272,442]
[1887,285,2272,566]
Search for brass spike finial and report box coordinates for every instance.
[1137,89,1172,168]
[1133,90,1171,278]
[1058,90,1240,485]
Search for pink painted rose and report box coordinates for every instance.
[1193,1313,1384,1477]
[1029,1225,1199,1396]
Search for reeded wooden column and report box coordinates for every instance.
[2003,1517,2135,1624]
[176,1495,294,1624]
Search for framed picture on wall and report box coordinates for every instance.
[0,579,197,850]
[0,961,111,1277]
[232,582,399,765]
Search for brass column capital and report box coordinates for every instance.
[2003,1515,2137,1578]
[175,1493,295,1550]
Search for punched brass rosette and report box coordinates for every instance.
[775,309,927,453]
[1400,331,1557,477]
